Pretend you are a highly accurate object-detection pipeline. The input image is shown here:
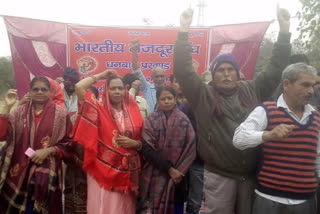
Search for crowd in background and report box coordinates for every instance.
[0,6,320,214]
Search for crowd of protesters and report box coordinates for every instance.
[1,5,320,214]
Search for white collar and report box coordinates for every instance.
[277,94,314,121]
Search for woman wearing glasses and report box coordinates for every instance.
[0,76,73,214]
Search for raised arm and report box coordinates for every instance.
[1,89,17,115]
[131,39,149,92]
[252,6,291,101]
[173,9,208,107]
[75,69,117,101]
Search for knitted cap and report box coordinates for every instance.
[63,67,79,83]
[210,53,240,80]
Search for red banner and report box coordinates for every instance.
[5,16,270,98]
[67,26,209,90]
[210,21,271,80]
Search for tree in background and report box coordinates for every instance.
[255,35,320,78]
[0,57,15,99]
[297,0,320,49]
[291,38,320,71]
[297,0,320,70]
[254,33,276,78]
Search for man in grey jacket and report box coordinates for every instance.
[173,6,291,214]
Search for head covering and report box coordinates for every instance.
[210,53,240,80]
[73,78,143,193]
[209,54,255,117]
[63,67,80,83]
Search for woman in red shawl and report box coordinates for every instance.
[0,76,73,214]
[73,70,144,214]
[138,85,196,214]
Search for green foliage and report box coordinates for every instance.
[255,35,320,78]
[0,57,15,98]
[306,46,320,72]
[297,0,320,50]
[255,36,275,77]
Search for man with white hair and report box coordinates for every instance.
[234,63,320,214]
[131,39,166,112]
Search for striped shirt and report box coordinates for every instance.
[257,101,320,199]
[233,94,320,204]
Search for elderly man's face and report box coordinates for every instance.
[152,67,166,87]
[213,63,238,88]
[284,72,316,107]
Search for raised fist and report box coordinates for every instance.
[180,8,193,32]
[277,4,290,33]
[130,38,140,52]
[262,124,295,141]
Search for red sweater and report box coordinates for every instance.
[257,101,320,200]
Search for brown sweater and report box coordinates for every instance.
[173,32,291,180]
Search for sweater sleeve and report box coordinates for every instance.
[252,32,291,102]
[173,32,210,109]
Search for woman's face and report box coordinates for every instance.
[157,90,176,112]
[108,78,125,105]
[30,81,51,104]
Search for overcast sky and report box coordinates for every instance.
[0,0,302,57]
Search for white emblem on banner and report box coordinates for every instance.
[32,41,57,67]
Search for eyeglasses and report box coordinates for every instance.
[31,87,49,93]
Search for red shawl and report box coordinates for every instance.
[73,87,143,193]
[0,99,72,214]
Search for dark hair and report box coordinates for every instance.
[30,76,51,90]
[289,54,310,65]
[122,73,139,89]
[156,85,176,100]
[107,76,124,87]
[169,74,176,83]
[89,86,99,99]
